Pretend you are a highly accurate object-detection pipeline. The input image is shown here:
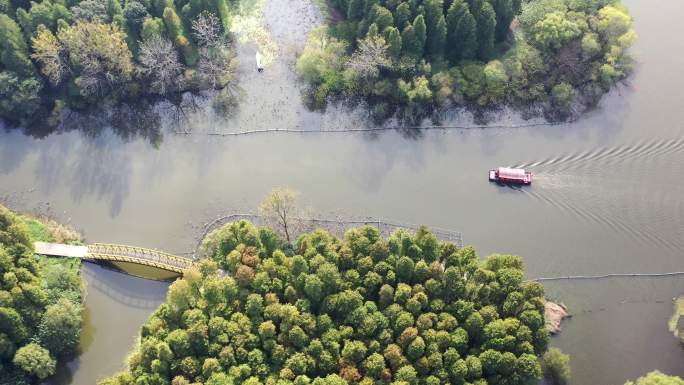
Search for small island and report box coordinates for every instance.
[296,0,636,122]
[100,219,552,385]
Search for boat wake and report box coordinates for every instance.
[513,137,684,170]
[521,188,684,254]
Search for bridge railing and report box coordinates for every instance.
[87,243,194,272]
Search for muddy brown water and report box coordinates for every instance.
[2,0,684,384]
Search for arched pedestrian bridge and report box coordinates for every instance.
[34,242,194,273]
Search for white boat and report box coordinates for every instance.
[256,51,264,72]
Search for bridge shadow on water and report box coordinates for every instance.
[45,262,172,385]
[81,261,173,310]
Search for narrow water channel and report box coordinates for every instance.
[2,0,684,384]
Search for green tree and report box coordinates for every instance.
[446,0,477,61]
[37,298,82,356]
[541,347,570,385]
[0,71,42,122]
[57,21,133,97]
[424,0,446,58]
[400,24,416,57]
[411,15,426,58]
[625,372,684,385]
[347,0,363,20]
[384,26,402,57]
[108,0,124,25]
[427,14,446,58]
[372,5,394,32]
[141,16,165,41]
[550,82,575,117]
[394,2,410,29]
[363,353,385,378]
[13,343,56,379]
[341,340,367,363]
[475,1,496,60]
[163,6,198,65]
[215,0,230,32]
[396,365,417,384]
[597,5,632,41]
[259,187,300,244]
[31,24,67,86]
[72,0,111,22]
[16,1,73,38]
[482,60,508,104]
[123,0,149,35]
[0,14,35,77]
[490,0,514,42]
[528,12,581,51]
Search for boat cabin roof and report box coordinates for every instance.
[497,167,527,178]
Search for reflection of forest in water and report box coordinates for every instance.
[16,95,213,147]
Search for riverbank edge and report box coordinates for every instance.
[545,301,570,335]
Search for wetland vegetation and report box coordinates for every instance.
[296,0,636,122]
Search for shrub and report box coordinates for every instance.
[541,347,571,385]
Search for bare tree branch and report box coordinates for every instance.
[139,36,184,95]
[192,12,222,48]
[345,35,391,81]
[197,46,235,89]
[259,188,300,244]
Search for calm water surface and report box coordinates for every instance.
[2,0,684,384]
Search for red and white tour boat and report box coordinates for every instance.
[489,167,533,185]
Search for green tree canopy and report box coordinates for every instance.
[625,372,684,385]
[101,220,548,385]
[12,343,55,379]
[0,205,84,383]
[297,0,636,122]
[541,347,571,385]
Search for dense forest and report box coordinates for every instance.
[296,0,636,122]
[0,0,238,126]
[0,205,84,385]
[101,220,549,385]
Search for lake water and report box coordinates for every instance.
[1,0,684,384]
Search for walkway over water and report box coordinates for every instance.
[34,242,193,273]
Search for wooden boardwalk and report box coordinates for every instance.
[34,242,194,273]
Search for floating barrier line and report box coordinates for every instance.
[173,120,575,137]
[533,271,684,282]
